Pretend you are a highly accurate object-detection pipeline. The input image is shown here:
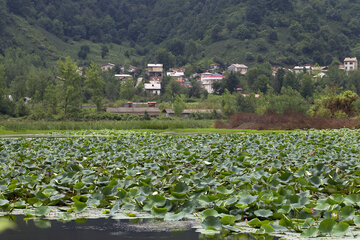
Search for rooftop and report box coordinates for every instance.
[344,57,357,62]
[147,64,163,67]
[229,64,248,68]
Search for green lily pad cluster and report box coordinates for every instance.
[0,129,360,237]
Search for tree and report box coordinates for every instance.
[154,48,175,70]
[283,72,300,90]
[43,84,59,115]
[103,71,120,101]
[256,87,309,114]
[78,45,90,60]
[85,64,105,111]
[0,64,11,115]
[172,95,186,117]
[166,38,185,56]
[311,90,358,117]
[212,81,224,95]
[188,79,202,98]
[236,93,257,113]
[0,0,7,31]
[253,74,269,93]
[211,24,222,42]
[222,89,236,117]
[300,74,314,98]
[6,0,34,17]
[246,64,272,92]
[101,45,109,59]
[273,68,285,93]
[119,78,136,100]
[224,72,240,93]
[165,79,185,101]
[57,56,82,115]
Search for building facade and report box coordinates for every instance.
[344,57,358,71]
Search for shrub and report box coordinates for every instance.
[311,90,359,117]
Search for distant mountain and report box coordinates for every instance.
[1,0,360,66]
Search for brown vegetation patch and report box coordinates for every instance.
[215,110,360,130]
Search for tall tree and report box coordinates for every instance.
[43,83,59,115]
[85,64,105,111]
[0,64,11,114]
[172,95,186,117]
[300,74,314,98]
[273,68,285,93]
[57,57,82,115]
[119,78,136,100]
[0,0,7,31]
[224,72,239,93]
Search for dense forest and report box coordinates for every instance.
[1,0,360,66]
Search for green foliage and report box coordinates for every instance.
[119,78,136,100]
[154,48,175,71]
[43,84,59,115]
[222,89,236,117]
[1,0,360,66]
[57,56,82,116]
[246,64,272,93]
[172,95,186,117]
[256,87,309,114]
[311,90,358,117]
[165,79,186,101]
[85,64,105,111]
[0,129,360,237]
[78,45,90,60]
[300,74,314,98]
[101,45,109,59]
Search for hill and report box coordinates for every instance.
[1,0,360,67]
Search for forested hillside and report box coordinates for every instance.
[1,0,360,66]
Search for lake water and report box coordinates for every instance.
[0,216,281,240]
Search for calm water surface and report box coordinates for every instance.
[1,216,281,240]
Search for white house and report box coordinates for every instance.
[167,68,186,85]
[344,57,358,71]
[200,72,225,93]
[293,65,312,74]
[115,74,132,80]
[147,64,163,81]
[228,64,248,74]
[101,63,115,71]
[144,80,161,95]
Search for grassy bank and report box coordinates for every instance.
[0,120,214,133]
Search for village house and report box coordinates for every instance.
[209,62,220,71]
[144,80,161,95]
[293,65,312,74]
[107,106,161,116]
[128,65,137,73]
[115,74,132,80]
[312,66,328,72]
[344,57,358,71]
[200,72,225,93]
[167,68,186,85]
[147,64,164,82]
[101,63,115,71]
[228,64,248,74]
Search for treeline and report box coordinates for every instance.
[1,0,360,65]
[0,49,360,121]
[0,49,206,119]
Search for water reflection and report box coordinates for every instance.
[0,216,280,240]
